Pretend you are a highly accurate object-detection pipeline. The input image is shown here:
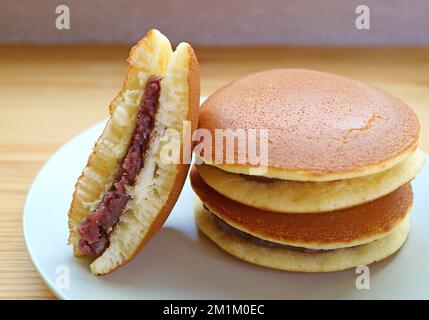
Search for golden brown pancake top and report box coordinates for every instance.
[190,167,413,246]
[199,69,419,177]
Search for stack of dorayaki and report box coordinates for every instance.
[191,69,423,272]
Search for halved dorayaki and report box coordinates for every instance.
[68,30,200,275]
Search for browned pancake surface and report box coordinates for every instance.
[199,69,419,177]
[190,167,413,247]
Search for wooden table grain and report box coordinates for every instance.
[0,45,428,299]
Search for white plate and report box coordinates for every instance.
[23,120,429,300]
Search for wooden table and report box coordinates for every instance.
[0,45,428,299]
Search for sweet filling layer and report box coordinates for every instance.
[210,210,334,253]
[77,76,162,256]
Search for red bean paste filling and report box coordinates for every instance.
[208,208,335,253]
[77,76,162,256]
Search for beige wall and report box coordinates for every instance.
[1,0,428,45]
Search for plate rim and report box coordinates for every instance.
[22,121,109,299]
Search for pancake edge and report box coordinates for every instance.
[206,142,418,182]
[195,201,410,273]
[196,150,424,213]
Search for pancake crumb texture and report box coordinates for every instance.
[68,30,200,275]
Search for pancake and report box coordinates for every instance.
[196,150,424,213]
[198,69,420,181]
[195,202,410,272]
[190,167,413,250]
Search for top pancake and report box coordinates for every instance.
[198,69,420,181]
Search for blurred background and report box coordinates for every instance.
[0,0,429,299]
[1,0,429,45]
